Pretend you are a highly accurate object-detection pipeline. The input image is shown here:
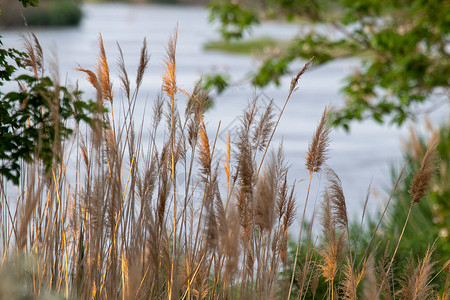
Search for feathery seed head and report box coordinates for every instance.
[136,37,150,88]
[409,137,439,204]
[163,30,178,99]
[289,57,314,95]
[197,114,211,177]
[97,34,113,104]
[306,107,331,174]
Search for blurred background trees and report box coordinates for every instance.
[207,0,449,129]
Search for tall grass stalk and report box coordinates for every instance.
[288,106,330,299]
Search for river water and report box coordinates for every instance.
[2,3,444,228]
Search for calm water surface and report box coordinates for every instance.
[3,3,444,230]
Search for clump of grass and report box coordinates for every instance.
[0,30,447,300]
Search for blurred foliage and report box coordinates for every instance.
[204,36,280,55]
[202,73,230,94]
[0,254,68,299]
[82,0,210,4]
[209,1,259,40]
[0,0,82,27]
[207,0,450,130]
[19,0,39,7]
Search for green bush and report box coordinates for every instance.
[0,0,82,27]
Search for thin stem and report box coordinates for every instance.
[256,58,313,179]
[287,170,313,299]
[331,279,334,300]
[377,202,413,297]
[357,164,406,273]
[169,93,176,300]
[427,258,449,286]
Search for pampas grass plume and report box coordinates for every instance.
[409,137,439,204]
[306,107,331,174]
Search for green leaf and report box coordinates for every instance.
[19,0,39,8]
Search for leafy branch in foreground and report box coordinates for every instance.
[18,0,39,7]
[0,35,100,184]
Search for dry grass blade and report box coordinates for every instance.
[306,107,331,174]
[409,136,439,204]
